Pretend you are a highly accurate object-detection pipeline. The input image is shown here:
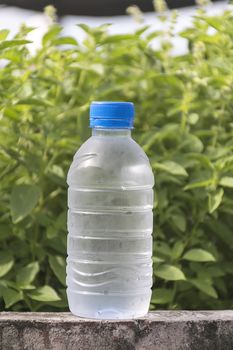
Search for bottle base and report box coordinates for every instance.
[67,289,151,320]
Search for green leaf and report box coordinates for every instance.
[199,266,225,278]
[53,37,78,46]
[16,97,54,107]
[219,177,233,188]
[186,153,214,170]
[190,279,218,298]
[0,252,14,277]
[20,285,36,290]
[0,40,31,50]
[182,134,204,153]
[48,165,65,178]
[183,249,216,262]
[171,214,186,232]
[10,184,41,223]
[0,29,10,41]
[46,288,68,308]
[77,23,92,34]
[184,178,213,190]
[151,288,174,304]
[208,188,224,214]
[199,16,223,31]
[207,219,233,247]
[172,241,185,259]
[154,264,186,281]
[153,256,165,263]
[154,161,188,176]
[188,113,199,125]
[16,262,39,287]
[46,225,57,239]
[154,242,172,258]
[28,286,61,302]
[42,25,62,46]
[46,211,66,239]
[49,255,66,286]
[2,288,23,308]
[136,25,150,35]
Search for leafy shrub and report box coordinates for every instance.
[0,5,233,311]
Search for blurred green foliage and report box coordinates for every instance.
[0,6,233,311]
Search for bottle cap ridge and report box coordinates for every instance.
[90,101,135,129]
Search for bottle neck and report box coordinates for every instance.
[92,128,131,137]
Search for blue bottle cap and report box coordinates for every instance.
[90,101,135,129]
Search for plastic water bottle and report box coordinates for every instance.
[67,101,154,319]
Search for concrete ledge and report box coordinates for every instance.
[0,311,233,350]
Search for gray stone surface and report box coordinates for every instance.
[0,311,233,350]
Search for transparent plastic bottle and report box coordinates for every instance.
[67,102,154,319]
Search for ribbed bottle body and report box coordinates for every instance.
[67,130,154,319]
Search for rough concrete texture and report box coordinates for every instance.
[0,311,233,350]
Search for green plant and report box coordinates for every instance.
[0,5,233,311]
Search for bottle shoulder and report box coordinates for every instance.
[67,136,154,188]
[74,135,149,162]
